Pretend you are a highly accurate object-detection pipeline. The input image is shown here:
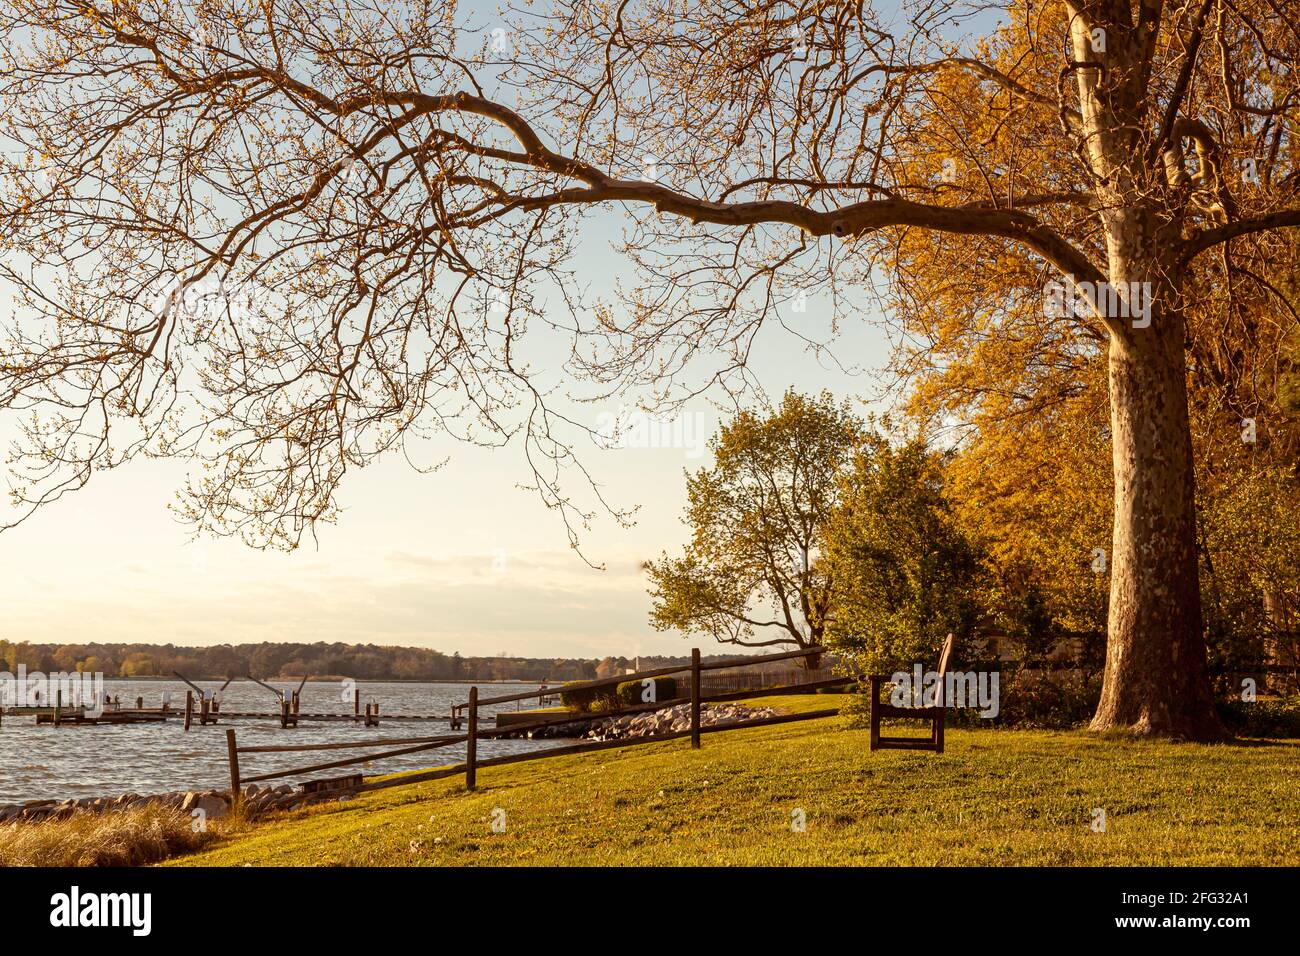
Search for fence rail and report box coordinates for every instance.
[697,667,837,693]
[224,645,850,806]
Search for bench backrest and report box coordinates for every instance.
[933,633,955,707]
[936,633,955,680]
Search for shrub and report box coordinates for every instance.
[976,670,1100,729]
[615,676,679,708]
[558,681,618,713]
[839,690,872,730]
[839,674,1300,737]
[840,667,1101,731]
[1217,695,1300,738]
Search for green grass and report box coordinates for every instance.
[171,696,1300,866]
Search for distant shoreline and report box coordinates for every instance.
[98,676,544,684]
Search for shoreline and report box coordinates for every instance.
[0,702,781,814]
[61,676,548,685]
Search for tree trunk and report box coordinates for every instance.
[1090,271,1228,740]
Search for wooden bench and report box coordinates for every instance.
[868,633,954,754]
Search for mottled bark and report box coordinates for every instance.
[1090,264,1227,739]
[1064,1,1231,739]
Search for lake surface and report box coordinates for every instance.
[0,678,562,804]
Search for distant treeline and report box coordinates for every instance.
[0,639,738,682]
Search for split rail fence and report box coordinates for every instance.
[224,645,851,806]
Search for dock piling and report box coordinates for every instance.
[226,728,241,811]
[466,686,478,791]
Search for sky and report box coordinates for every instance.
[0,297,892,658]
[0,4,917,659]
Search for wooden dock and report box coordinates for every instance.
[36,709,172,726]
[214,711,457,721]
[3,704,461,728]
[3,680,474,731]
[0,704,177,726]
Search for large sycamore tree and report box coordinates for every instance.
[2,0,1299,738]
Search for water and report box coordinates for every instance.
[0,679,562,804]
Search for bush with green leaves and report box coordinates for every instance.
[840,667,1300,736]
[972,670,1101,729]
[559,682,618,713]
[1217,695,1300,738]
[615,676,679,708]
[824,433,982,675]
[841,666,1100,731]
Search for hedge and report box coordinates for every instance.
[558,675,681,712]
[614,676,679,708]
[558,681,618,713]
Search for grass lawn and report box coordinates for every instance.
[172,696,1300,866]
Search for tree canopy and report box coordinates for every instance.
[645,390,860,650]
[823,433,982,674]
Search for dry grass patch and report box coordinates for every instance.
[0,803,237,867]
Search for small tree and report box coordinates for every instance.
[645,391,861,655]
[824,435,982,675]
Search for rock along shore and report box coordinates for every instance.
[3,703,782,823]
[0,782,350,826]
[520,701,779,740]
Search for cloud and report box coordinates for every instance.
[0,549,668,657]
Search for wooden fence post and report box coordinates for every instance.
[466,686,478,791]
[184,691,193,731]
[690,647,701,749]
[226,728,241,810]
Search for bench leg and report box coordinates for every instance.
[869,677,882,751]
